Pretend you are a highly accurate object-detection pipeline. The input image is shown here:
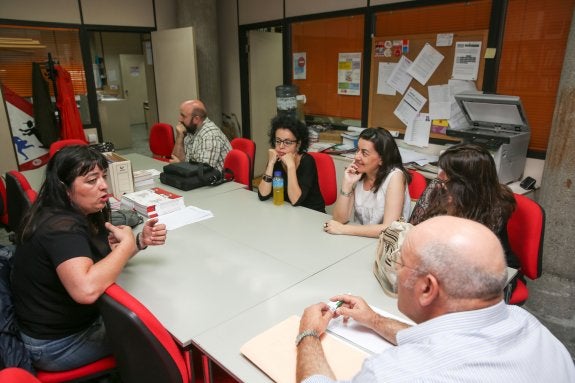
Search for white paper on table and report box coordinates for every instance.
[393,87,427,126]
[398,147,439,166]
[377,62,396,95]
[428,84,451,120]
[452,41,482,81]
[157,206,214,230]
[327,306,414,354]
[407,43,444,86]
[404,113,432,148]
[386,56,413,95]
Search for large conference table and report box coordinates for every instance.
[109,154,379,382]
[22,153,517,382]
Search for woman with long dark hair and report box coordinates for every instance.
[409,143,519,268]
[11,145,167,371]
[324,128,411,238]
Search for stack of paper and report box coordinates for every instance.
[120,187,184,218]
[133,169,161,191]
[108,194,121,210]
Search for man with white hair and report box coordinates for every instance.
[296,216,575,382]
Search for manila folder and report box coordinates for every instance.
[240,315,368,383]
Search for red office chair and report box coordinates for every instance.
[507,193,545,305]
[224,149,252,190]
[98,283,196,383]
[0,176,8,227]
[49,139,88,158]
[35,356,117,383]
[0,367,41,383]
[407,169,427,201]
[149,123,175,162]
[230,138,256,186]
[5,171,37,233]
[308,152,337,206]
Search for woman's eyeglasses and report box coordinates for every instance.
[275,138,296,147]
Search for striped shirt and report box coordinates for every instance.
[304,302,575,383]
[183,117,231,171]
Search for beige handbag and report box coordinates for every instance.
[373,219,414,297]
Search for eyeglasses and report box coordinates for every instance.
[275,138,297,147]
[388,254,419,273]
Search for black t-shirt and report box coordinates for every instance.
[11,209,110,339]
[258,152,326,213]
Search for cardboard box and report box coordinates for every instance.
[103,152,134,198]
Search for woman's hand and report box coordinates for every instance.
[105,222,137,253]
[343,162,362,186]
[279,152,296,170]
[267,148,279,165]
[323,219,347,235]
[140,218,167,247]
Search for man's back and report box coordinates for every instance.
[348,302,575,383]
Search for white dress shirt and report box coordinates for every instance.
[304,301,575,383]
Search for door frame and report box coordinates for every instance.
[82,26,155,142]
[238,21,288,140]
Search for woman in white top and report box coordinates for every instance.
[324,128,411,238]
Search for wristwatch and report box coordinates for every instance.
[295,329,320,346]
[262,174,273,183]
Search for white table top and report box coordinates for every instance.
[117,185,374,349]
[194,242,401,382]
[197,188,373,271]
[116,221,309,348]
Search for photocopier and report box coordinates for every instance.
[447,93,530,184]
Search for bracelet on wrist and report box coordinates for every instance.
[340,188,353,197]
[295,329,320,346]
[262,174,273,183]
[136,232,148,250]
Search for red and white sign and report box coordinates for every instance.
[2,85,49,170]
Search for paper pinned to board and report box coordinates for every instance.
[240,315,368,383]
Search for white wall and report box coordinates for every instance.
[238,0,283,25]
[285,0,367,18]
[0,0,81,23]
[81,0,155,27]
[155,0,178,30]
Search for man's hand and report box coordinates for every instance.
[299,302,334,335]
[330,294,377,328]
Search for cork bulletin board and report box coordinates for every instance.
[367,30,488,139]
